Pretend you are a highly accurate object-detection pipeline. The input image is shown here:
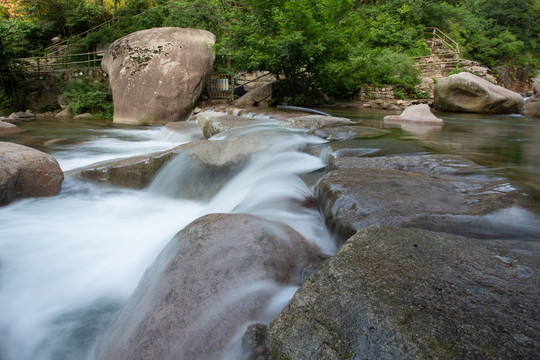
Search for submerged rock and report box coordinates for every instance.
[308,125,389,141]
[279,115,352,131]
[267,225,540,359]
[0,142,64,205]
[434,72,524,114]
[94,213,320,360]
[102,27,216,125]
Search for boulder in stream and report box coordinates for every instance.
[434,72,524,114]
[267,225,540,359]
[0,121,23,134]
[383,104,443,125]
[94,213,320,360]
[102,27,216,125]
[0,142,64,205]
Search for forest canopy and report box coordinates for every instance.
[0,0,538,106]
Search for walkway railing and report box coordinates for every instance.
[425,27,460,60]
[18,51,105,73]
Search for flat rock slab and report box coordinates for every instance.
[95,213,319,360]
[267,225,540,359]
[328,154,482,175]
[316,156,536,240]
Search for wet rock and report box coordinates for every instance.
[279,115,352,131]
[3,111,36,123]
[0,121,23,135]
[328,154,481,175]
[233,82,275,107]
[94,213,320,360]
[316,157,534,240]
[434,72,524,114]
[383,104,443,125]
[307,125,389,141]
[70,129,291,198]
[0,142,64,205]
[102,27,216,124]
[523,79,540,118]
[267,225,540,360]
[196,111,263,138]
[328,138,426,158]
[242,323,268,360]
[55,108,72,118]
[67,148,177,189]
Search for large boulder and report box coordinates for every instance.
[94,213,320,360]
[0,142,64,205]
[316,155,537,241]
[434,72,524,114]
[102,27,216,125]
[523,79,540,118]
[267,225,540,359]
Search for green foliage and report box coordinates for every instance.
[220,0,357,105]
[58,79,113,119]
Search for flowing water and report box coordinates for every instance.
[1,109,539,359]
[0,117,332,360]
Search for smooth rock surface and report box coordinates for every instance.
[434,72,524,114]
[0,142,64,205]
[102,27,215,125]
[267,225,540,359]
[383,104,443,125]
[94,213,320,360]
[316,157,535,240]
[196,111,263,139]
[279,115,352,131]
[0,121,22,134]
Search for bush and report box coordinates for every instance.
[58,79,113,120]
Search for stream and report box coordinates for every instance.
[1,109,539,359]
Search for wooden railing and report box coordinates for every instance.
[425,27,460,60]
[18,51,105,73]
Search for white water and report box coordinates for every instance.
[0,120,333,360]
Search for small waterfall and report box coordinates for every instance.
[0,120,334,360]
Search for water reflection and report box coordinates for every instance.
[320,107,540,202]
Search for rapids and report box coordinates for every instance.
[0,119,333,360]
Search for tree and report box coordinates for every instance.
[220,0,357,105]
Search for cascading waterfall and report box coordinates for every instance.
[0,119,334,360]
